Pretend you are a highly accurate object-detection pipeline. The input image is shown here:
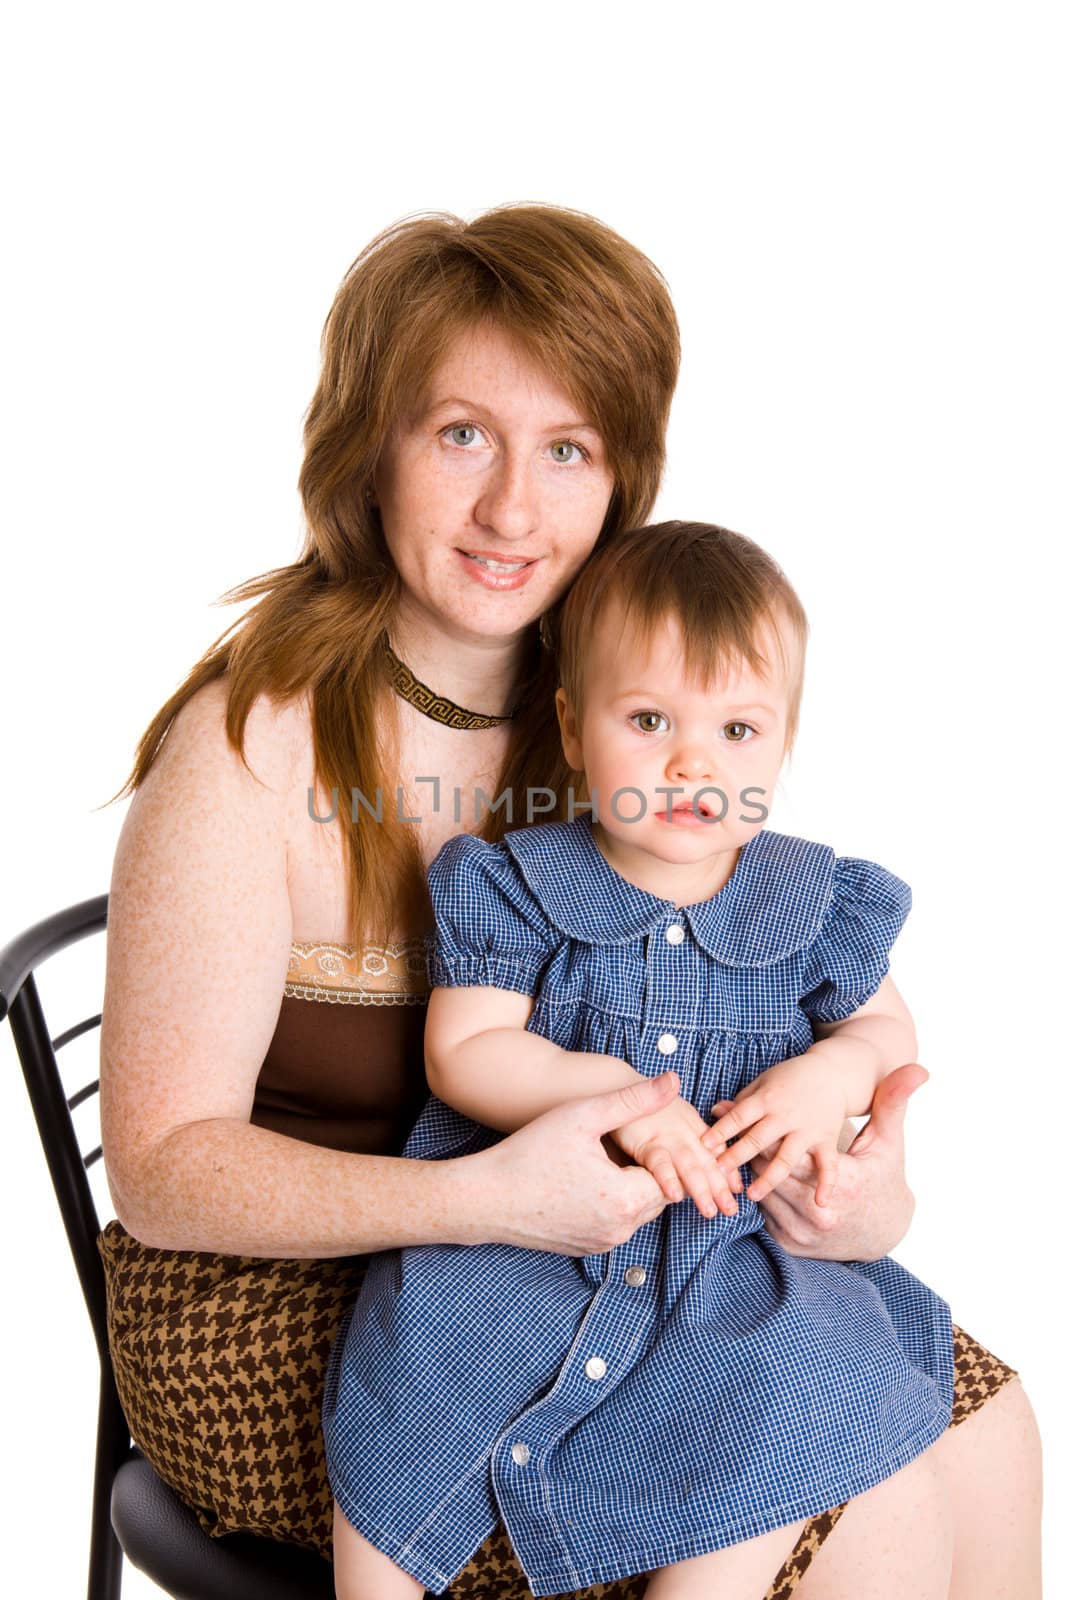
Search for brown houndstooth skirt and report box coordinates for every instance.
[98,1222,1017,1598]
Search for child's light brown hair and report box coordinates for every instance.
[556,520,809,749]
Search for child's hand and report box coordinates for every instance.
[610,1094,739,1220]
[703,1055,850,1208]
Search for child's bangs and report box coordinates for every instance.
[613,586,793,695]
[557,522,808,742]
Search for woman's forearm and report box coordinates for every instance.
[110,1078,678,1262]
[427,1028,641,1132]
[109,1115,488,1258]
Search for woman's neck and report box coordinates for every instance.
[387,610,536,720]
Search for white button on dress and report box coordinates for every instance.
[624,1266,647,1288]
[584,1356,607,1381]
[656,1033,679,1055]
[665,924,685,945]
[511,1443,530,1466]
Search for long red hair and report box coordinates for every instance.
[114,205,681,940]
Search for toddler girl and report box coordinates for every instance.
[323,520,955,1598]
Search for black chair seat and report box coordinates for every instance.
[111,1456,335,1600]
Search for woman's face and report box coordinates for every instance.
[373,323,615,645]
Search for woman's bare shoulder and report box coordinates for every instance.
[137,676,311,803]
[108,679,304,976]
[100,680,313,1226]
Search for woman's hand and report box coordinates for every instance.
[610,1095,739,1220]
[747,1063,928,1261]
[465,1071,683,1256]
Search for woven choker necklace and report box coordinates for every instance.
[383,639,522,730]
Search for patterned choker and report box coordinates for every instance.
[383,639,522,731]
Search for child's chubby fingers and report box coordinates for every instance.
[701,1135,744,1193]
[703,1094,766,1155]
[811,1142,839,1208]
[672,1142,738,1220]
[639,1145,685,1204]
[703,1104,731,1153]
[713,1119,784,1176]
[745,1133,809,1204]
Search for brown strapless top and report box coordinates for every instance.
[250,939,431,1155]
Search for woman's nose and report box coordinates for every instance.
[473,454,538,540]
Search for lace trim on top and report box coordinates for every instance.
[285,940,430,1005]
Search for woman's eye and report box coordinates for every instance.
[722,721,755,742]
[549,439,584,464]
[631,711,668,734]
[445,423,485,448]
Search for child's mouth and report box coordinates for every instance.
[653,802,717,826]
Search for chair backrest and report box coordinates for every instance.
[0,894,113,1365]
[1,895,135,1599]
[3,901,338,1600]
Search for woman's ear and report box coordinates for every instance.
[555,688,583,771]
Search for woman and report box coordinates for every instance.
[98,205,1039,1598]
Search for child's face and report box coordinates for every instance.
[555,599,797,902]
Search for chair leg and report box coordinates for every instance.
[88,1368,129,1600]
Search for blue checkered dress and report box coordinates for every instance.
[323,818,954,1596]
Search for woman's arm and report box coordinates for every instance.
[100,683,671,1259]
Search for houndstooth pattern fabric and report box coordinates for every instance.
[98,1223,1016,1595]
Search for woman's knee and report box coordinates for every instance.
[930,1377,1042,1598]
[929,1376,1042,1514]
[792,1449,954,1599]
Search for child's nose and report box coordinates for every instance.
[665,742,715,784]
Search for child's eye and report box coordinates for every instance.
[548,439,588,465]
[721,721,755,742]
[444,423,487,448]
[630,711,669,735]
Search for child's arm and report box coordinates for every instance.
[426,985,737,1219]
[705,976,917,1207]
[426,984,643,1129]
[806,974,917,1108]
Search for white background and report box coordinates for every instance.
[2,3,1063,1594]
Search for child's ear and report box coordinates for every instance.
[555,688,583,771]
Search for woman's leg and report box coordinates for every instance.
[931,1378,1042,1599]
[790,1380,1042,1600]
[333,1501,425,1600]
[787,1448,953,1600]
[644,1521,805,1599]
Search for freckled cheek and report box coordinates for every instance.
[545,471,614,533]
[393,467,477,543]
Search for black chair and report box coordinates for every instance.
[1,896,336,1600]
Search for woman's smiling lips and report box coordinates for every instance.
[456,547,541,590]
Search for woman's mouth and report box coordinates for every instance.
[457,549,539,590]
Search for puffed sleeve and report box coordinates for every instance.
[799,856,911,1023]
[426,833,560,994]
